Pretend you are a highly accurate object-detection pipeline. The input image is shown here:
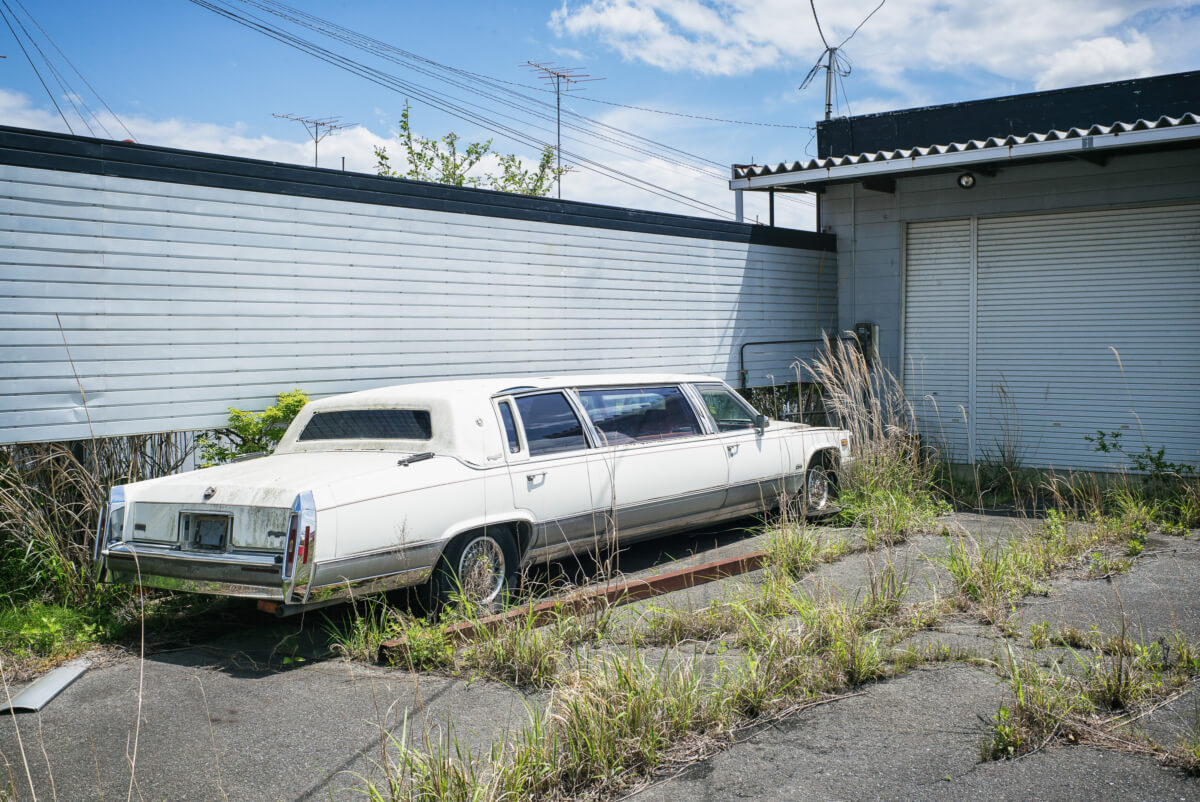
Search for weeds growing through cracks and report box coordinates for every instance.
[982,625,1200,772]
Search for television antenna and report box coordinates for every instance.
[272,113,356,167]
[522,62,604,198]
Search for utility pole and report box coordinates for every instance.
[822,48,837,121]
[523,62,603,199]
[272,113,355,167]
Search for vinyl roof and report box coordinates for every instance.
[730,112,1200,191]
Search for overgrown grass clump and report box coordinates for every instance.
[983,630,1200,767]
[802,335,949,543]
[937,509,1150,622]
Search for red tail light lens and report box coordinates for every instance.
[284,513,298,578]
[298,526,312,564]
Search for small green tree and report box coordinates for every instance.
[375,101,565,196]
[197,389,310,466]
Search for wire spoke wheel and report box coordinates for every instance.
[805,464,834,517]
[456,535,508,606]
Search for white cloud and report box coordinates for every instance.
[551,0,1187,91]
[1035,33,1156,90]
[550,45,587,61]
[0,88,389,172]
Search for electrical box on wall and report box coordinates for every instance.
[852,321,879,364]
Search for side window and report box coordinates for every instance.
[514,392,589,456]
[577,386,702,444]
[697,385,757,432]
[498,400,520,453]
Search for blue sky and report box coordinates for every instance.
[2,1,1197,228]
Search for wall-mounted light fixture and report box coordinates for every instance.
[957,172,977,189]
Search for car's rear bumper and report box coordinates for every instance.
[102,543,289,600]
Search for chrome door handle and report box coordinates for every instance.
[726,445,738,456]
[527,472,546,482]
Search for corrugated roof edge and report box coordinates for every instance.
[0,124,835,252]
[733,112,1200,180]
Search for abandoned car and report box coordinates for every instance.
[95,374,851,613]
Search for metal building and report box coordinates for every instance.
[732,72,1200,471]
[0,126,836,446]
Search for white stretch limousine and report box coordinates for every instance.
[95,374,850,613]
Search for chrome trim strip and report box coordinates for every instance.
[104,543,281,568]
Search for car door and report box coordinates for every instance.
[575,385,728,541]
[692,383,789,514]
[500,391,605,562]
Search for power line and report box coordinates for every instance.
[0,0,71,133]
[838,0,887,48]
[12,0,135,140]
[809,0,831,49]
[191,0,743,219]
[217,0,813,212]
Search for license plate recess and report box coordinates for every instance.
[181,513,231,551]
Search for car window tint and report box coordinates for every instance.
[577,386,701,444]
[498,400,520,453]
[298,409,432,440]
[697,386,757,432]
[514,392,588,456]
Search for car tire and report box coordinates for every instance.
[432,527,519,612]
[803,461,838,520]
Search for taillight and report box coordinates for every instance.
[283,512,299,578]
[284,490,317,582]
[297,525,312,565]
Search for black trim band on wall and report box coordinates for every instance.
[0,125,835,252]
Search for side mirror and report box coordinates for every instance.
[754,414,770,434]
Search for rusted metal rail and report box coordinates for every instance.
[378,549,768,662]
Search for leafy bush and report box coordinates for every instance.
[197,389,309,466]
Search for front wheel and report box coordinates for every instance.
[432,528,518,612]
[804,462,838,519]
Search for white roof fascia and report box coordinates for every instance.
[728,122,1200,190]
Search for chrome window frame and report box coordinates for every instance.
[691,382,762,433]
[505,389,596,460]
[573,384,706,446]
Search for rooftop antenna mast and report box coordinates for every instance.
[800,0,885,121]
[523,61,604,198]
[272,113,355,167]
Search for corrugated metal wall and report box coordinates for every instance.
[0,161,836,445]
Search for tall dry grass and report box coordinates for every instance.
[0,433,195,605]
[797,334,946,538]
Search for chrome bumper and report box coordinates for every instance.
[100,542,435,606]
[103,543,289,601]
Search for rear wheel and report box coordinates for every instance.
[432,528,518,612]
[804,461,838,519]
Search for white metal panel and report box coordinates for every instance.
[903,220,972,461]
[975,204,1200,471]
[0,164,836,444]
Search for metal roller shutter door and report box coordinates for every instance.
[905,203,1199,471]
[903,219,972,462]
[975,204,1200,471]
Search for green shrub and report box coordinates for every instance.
[197,389,309,466]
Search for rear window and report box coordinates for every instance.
[298,409,432,441]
